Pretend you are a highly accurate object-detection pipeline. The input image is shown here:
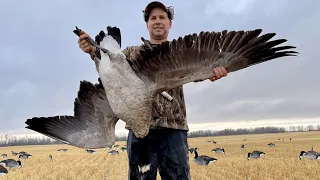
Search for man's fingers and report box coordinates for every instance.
[213,68,221,79]
[84,46,93,53]
[78,33,89,44]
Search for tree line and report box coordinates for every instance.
[1,124,319,147]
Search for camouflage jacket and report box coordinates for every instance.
[92,44,189,131]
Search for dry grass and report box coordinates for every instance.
[1,131,320,180]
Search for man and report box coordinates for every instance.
[77,1,228,179]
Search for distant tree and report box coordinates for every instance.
[297,125,304,132]
[289,126,296,132]
[306,125,314,131]
[317,125,320,131]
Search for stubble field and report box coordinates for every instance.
[1,131,320,180]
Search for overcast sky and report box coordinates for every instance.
[1,0,319,136]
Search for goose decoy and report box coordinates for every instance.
[299,151,320,160]
[248,150,265,160]
[19,151,26,155]
[19,153,32,159]
[241,144,245,150]
[85,149,96,154]
[0,165,8,176]
[108,150,119,155]
[0,159,22,169]
[1,154,7,158]
[120,147,127,152]
[57,149,68,152]
[212,148,225,154]
[25,26,298,149]
[11,151,18,156]
[49,154,53,161]
[299,146,320,160]
[267,143,275,147]
[193,148,217,165]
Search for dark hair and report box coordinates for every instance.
[143,1,173,22]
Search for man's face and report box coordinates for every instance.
[146,7,172,40]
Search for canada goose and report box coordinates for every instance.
[57,149,68,152]
[19,151,26,155]
[267,143,275,147]
[108,150,119,155]
[25,26,298,149]
[299,151,320,160]
[19,153,32,159]
[0,165,8,176]
[120,147,127,152]
[113,145,120,148]
[49,154,53,161]
[299,146,320,160]
[0,159,22,168]
[193,148,217,165]
[212,148,225,154]
[85,149,96,154]
[11,151,18,156]
[248,150,265,160]
[241,144,245,150]
[1,154,7,158]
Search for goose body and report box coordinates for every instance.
[248,150,265,160]
[11,151,18,156]
[0,159,21,168]
[19,153,32,159]
[193,148,217,165]
[212,148,225,154]
[268,143,275,147]
[0,165,8,176]
[1,154,7,158]
[299,151,320,160]
[85,149,96,154]
[108,150,119,155]
[25,25,298,150]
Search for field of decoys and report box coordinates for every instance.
[0,131,319,179]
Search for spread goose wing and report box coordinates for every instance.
[128,29,298,92]
[25,79,119,149]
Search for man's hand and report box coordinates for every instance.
[209,67,228,82]
[78,31,97,54]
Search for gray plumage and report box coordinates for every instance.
[19,151,26,155]
[108,150,119,155]
[121,147,127,152]
[212,148,225,154]
[267,143,275,147]
[299,146,320,160]
[1,154,7,158]
[25,26,298,149]
[57,149,68,152]
[85,149,96,154]
[193,148,217,165]
[0,159,22,168]
[11,151,18,156]
[19,153,32,159]
[248,150,265,160]
[0,165,8,176]
[49,154,53,161]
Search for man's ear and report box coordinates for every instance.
[169,20,172,29]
